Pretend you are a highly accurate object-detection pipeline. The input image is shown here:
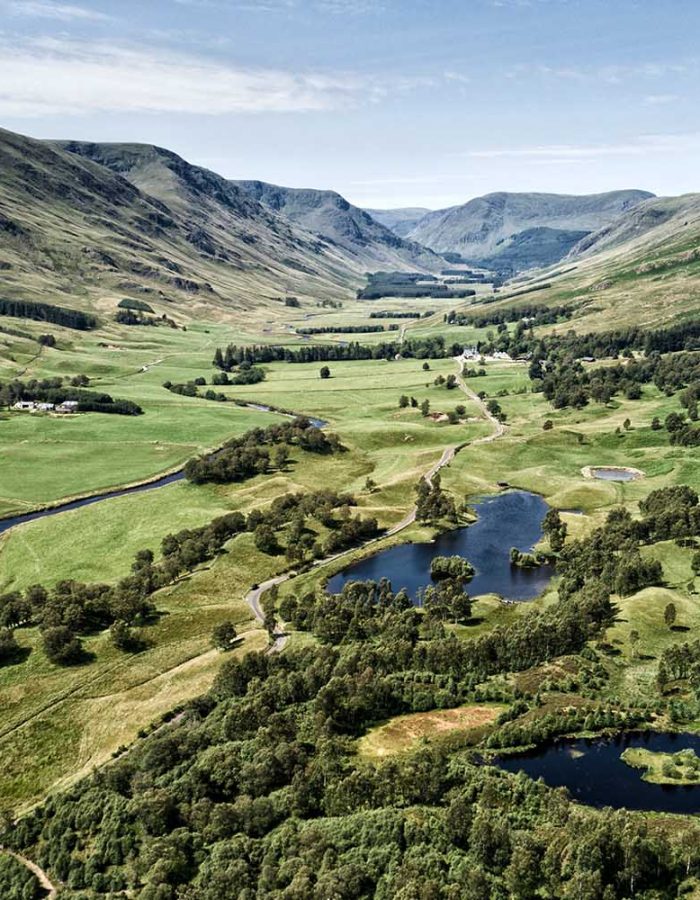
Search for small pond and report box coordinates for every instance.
[326,490,555,602]
[586,466,642,482]
[495,731,700,813]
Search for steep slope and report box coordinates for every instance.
[568,193,700,259]
[457,194,700,332]
[234,181,443,271]
[364,207,431,237]
[407,190,654,272]
[473,226,590,272]
[0,128,375,328]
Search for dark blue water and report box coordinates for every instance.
[0,405,327,537]
[327,490,555,602]
[0,470,185,537]
[496,732,700,813]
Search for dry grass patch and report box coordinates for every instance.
[357,704,504,758]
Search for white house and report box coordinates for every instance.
[56,400,79,413]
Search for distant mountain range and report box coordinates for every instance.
[0,128,449,326]
[232,181,441,272]
[1,125,697,333]
[367,190,654,273]
[364,207,431,237]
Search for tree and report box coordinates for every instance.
[422,362,430,371]
[319,366,331,379]
[543,420,553,431]
[0,628,21,665]
[42,625,84,665]
[364,477,377,493]
[664,602,677,630]
[651,416,661,431]
[398,394,409,408]
[211,620,238,650]
[692,550,700,577]
[110,621,136,652]
[273,446,289,470]
[542,509,567,553]
[254,524,279,555]
[420,399,430,417]
[623,417,632,431]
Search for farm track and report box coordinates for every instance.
[0,847,57,898]
[244,356,507,633]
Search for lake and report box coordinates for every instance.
[495,731,700,813]
[326,490,555,602]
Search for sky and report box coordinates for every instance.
[0,0,699,209]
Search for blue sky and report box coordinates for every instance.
[1,0,698,208]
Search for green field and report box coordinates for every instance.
[1,301,700,816]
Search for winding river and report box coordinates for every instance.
[0,404,327,537]
[327,490,555,602]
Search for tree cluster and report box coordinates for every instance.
[0,377,142,415]
[0,298,97,330]
[184,418,342,485]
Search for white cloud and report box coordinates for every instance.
[0,36,400,116]
[464,134,700,162]
[644,93,679,106]
[3,0,110,20]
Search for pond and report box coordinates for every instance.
[585,466,642,482]
[495,731,700,813]
[326,490,555,602]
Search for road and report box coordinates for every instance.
[0,848,57,898]
[244,355,507,635]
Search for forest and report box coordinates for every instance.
[5,481,700,897]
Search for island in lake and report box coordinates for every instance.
[621,746,700,785]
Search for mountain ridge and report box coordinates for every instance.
[233,180,443,271]
[395,189,655,273]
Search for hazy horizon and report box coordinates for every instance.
[1,0,698,207]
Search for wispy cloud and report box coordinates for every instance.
[507,60,696,85]
[464,134,700,162]
[176,0,384,12]
[644,93,679,106]
[3,0,111,20]
[0,35,428,117]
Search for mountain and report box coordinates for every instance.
[406,190,654,273]
[476,193,700,332]
[568,193,700,259]
[364,207,431,237]
[1,128,394,326]
[234,181,442,271]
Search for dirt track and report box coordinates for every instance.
[244,356,507,632]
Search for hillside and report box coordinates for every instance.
[406,190,654,273]
[1,127,442,334]
[568,193,700,259]
[234,181,443,271]
[364,206,431,237]
[456,193,700,332]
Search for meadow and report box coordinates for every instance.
[1,299,699,813]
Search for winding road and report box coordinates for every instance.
[244,356,507,635]
[0,848,57,898]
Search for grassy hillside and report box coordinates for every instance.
[0,127,368,331]
[433,194,700,332]
[406,189,653,272]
